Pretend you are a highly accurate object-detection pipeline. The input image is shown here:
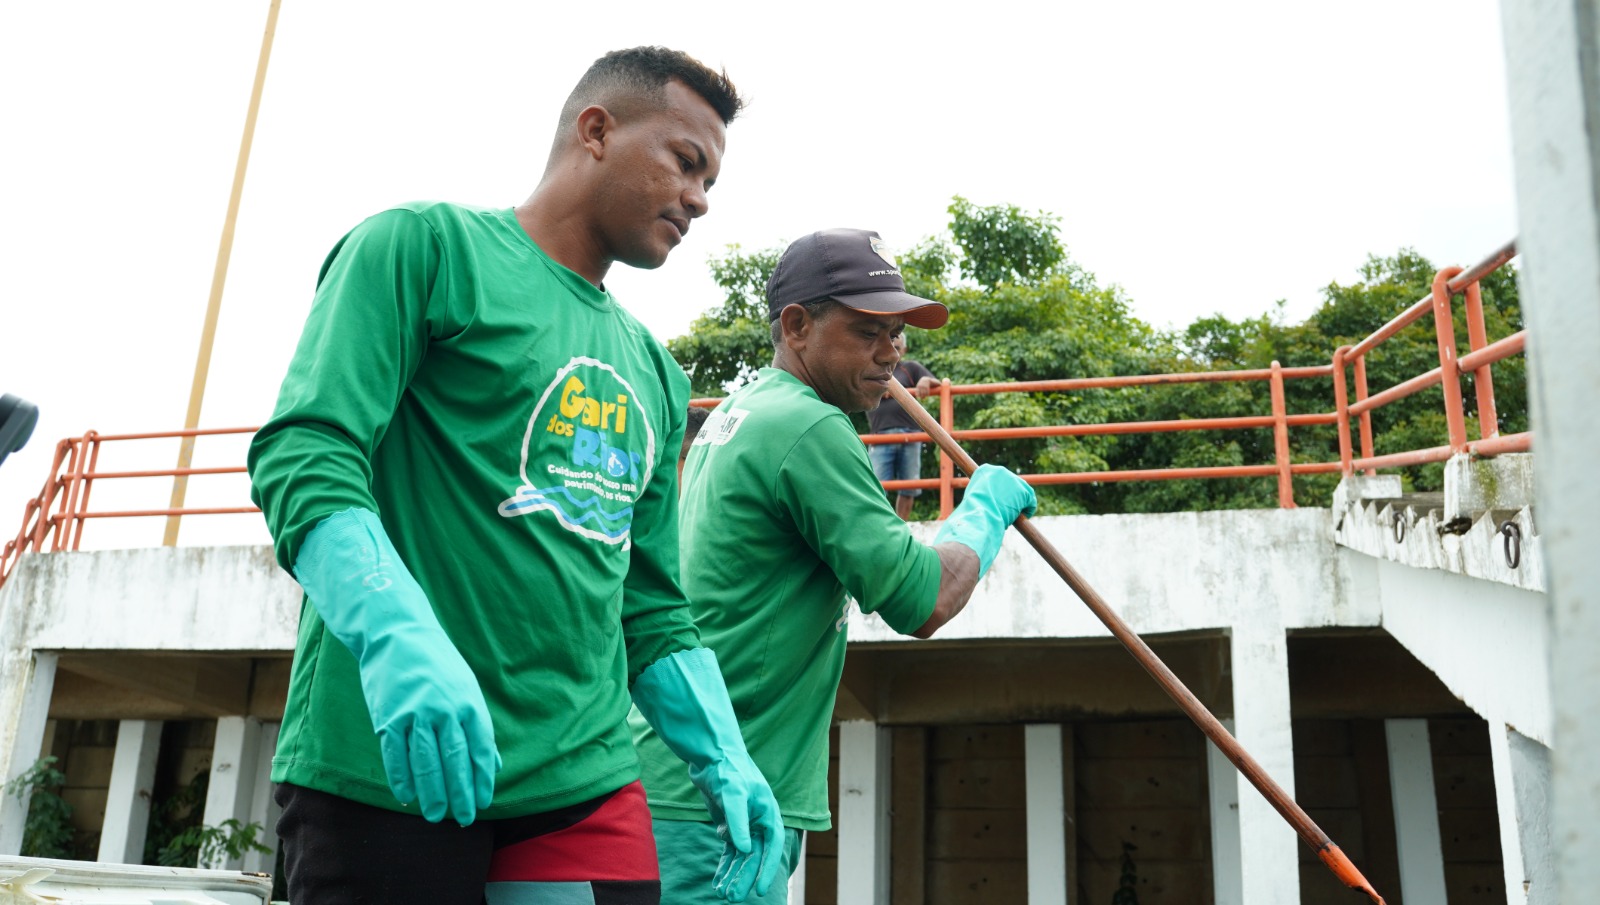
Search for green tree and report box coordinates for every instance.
[666,200,1526,514]
[1168,249,1524,497]
[666,244,781,395]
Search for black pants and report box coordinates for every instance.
[274,782,660,905]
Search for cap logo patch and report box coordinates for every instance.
[869,236,896,266]
[868,236,900,278]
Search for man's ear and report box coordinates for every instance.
[575,104,612,160]
[778,305,811,351]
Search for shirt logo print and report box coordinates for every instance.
[498,356,656,547]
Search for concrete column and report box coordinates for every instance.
[242,722,281,875]
[200,715,262,869]
[1230,623,1299,905]
[1385,719,1448,903]
[837,720,890,905]
[787,832,807,905]
[97,720,164,863]
[1206,719,1243,905]
[0,650,57,855]
[1024,723,1067,905]
[1498,0,1600,901]
[1491,723,1555,904]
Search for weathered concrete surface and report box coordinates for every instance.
[850,508,1368,643]
[1500,0,1600,898]
[1331,461,1544,593]
[0,546,302,846]
[1345,551,1551,745]
[1,545,301,652]
[1445,453,1536,519]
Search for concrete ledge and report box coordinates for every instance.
[0,546,302,653]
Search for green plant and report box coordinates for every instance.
[4,756,78,859]
[143,767,269,867]
[158,818,271,867]
[144,765,209,864]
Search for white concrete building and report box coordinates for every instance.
[0,458,1559,903]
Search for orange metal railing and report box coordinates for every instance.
[1,427,259,585]
[2,241,1527,584]
[803,240,1524,518]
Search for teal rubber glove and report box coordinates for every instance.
[632,648,784,902]
[293,507,501,825]
[934,464,1037,577]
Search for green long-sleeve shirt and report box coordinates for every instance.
[249,202,700,818]
[632,369,942,831]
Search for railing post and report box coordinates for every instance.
[938,379,954,519]
[72,433,104,551]
[30,439,71,552]
[1353,355,1376,475]
[1269,361,1296,508]
[1462,280,1500,440]
[1430,268,1470,452]
[1332,346,1354,477]
[53,435,92,552]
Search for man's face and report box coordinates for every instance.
[891,332,907,358]
[800,307,906,413]
[593,80,726,271]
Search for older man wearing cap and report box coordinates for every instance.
[631,228,1036,903]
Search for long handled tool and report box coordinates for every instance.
[887,379,1386,904]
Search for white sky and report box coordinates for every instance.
[0,0,1517,550]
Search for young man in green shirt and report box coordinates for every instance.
[249,48,783,905]
[632,228,1037,903]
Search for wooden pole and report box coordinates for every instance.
[164,0,282,546]
[886,378,1386,904]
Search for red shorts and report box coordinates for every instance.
[275,780,659,905]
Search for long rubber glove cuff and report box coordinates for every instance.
[293,507,501,825]
[632,648,785,903]
[933,464,1038,578]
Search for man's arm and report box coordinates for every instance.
[249,209,449,568]
[910,463,1036,638]
[247,209,500,826]
[912,543,981,638]
[617,383,702,681]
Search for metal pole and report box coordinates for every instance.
[1269,361,1295,508]
[1429,267,1470,453]
[163,0,282,546]
[886,378,1388,905]
[1333,346,1354,477]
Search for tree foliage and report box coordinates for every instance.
[666,198,1524,516]
[666,244,779,395]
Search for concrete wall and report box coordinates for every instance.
[850,508,1369,645]
[0,507,1555,902]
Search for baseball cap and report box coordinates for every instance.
[766,228,949,329]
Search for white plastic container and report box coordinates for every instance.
[0,856,273,905]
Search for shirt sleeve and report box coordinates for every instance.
[619,365,703,683]
[774,414,942,634]
[909,360,936,383]
[247,209,454,571]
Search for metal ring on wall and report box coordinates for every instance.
[1499,521,1522,569]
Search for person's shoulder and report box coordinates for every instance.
[342,201,483,243]
[381,201,509,235]
[730,374,855,447]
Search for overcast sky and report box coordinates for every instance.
[0,0,1517,550]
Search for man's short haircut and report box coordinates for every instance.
[560,46,744,131]
[770,299,843,349]
[683,406,712,449]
